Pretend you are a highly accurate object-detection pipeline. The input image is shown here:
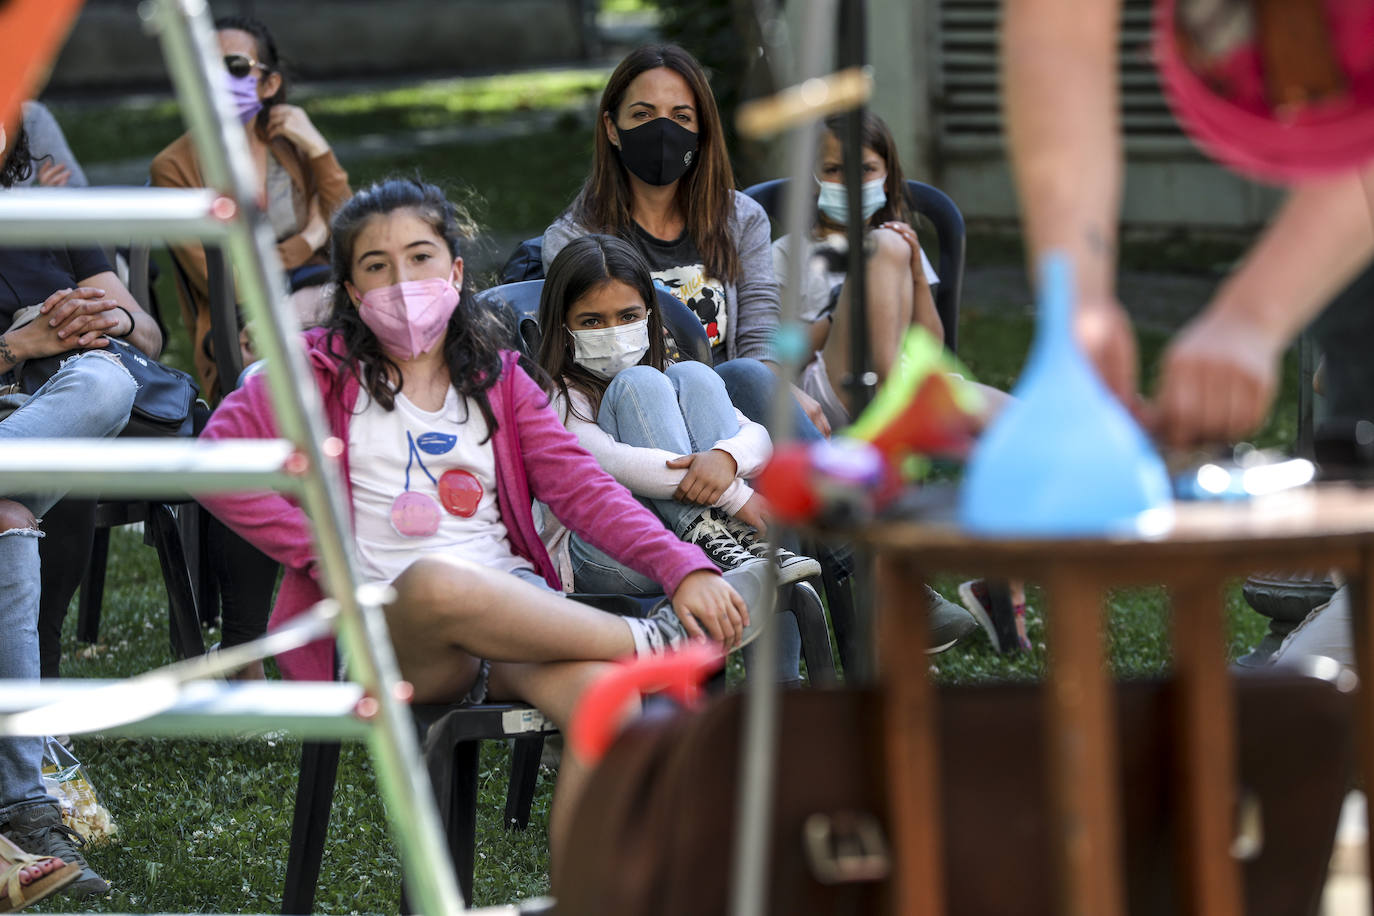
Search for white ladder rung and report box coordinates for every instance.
[0,438,304,497]
[0,681,372,740]
[0,188,234,244]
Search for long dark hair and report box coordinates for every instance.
[0,125,33,188]
[570,44,741,284]
[819,111,912,230]
[536,234,667,422]
[214,15,287,138]
[325,178,510,437]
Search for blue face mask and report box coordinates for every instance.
[816,177,887,225]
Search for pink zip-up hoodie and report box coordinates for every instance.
[199,327,716,681]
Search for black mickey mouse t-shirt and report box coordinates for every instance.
[629,223,730,363]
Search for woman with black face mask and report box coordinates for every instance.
[541,45,837,436]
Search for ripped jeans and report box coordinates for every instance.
[0,351,135,821]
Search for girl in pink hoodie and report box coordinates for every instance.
[199,178,772,866]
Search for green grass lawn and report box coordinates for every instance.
[39,301,1295,912]
[32,68,1301,913]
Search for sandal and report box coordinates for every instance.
[0,831,79,913]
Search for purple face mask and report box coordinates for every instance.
[227,72,263,125]
[358,278,462,361]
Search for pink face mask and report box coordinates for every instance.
[357,278,461,360]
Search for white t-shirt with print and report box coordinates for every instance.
[348,386,532,584]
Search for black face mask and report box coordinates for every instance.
[614,117,699,186]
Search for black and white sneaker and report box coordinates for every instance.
[631,598,692,656]
[681,513,762,571]
[710,508,822,584]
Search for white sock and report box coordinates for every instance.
[624,617,654,657]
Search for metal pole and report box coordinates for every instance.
[731,4,839,916]
[838,0,873,415]
[145,1,466,911]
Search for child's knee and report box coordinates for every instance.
[869,227,911,264]
[665,359,724,394]
[607,364,674,399]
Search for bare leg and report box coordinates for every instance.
[384,556,637,702]
[823,227,940,406]
[487,659,633,877]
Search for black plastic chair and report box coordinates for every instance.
[741,177,966,355]
[282,703,556,913]
[65,242,205,664]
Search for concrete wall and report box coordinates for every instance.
[46,0,593,93]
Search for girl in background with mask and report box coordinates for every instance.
[199,179,771,866]
[535,234,820,599]
[151,14,349,403]
[772,111,943,414]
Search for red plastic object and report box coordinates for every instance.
[0,0,86,135]
[568,642,724,765]
[754,444,822,524]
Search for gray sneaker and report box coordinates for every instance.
[3,802,110,897]
[927,586,977,654]
[634,556,774,655]
[709,508,822,585]
[681,513,758,571]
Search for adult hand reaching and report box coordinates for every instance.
[1075,294,1139,409]
[1145,309,1282,448]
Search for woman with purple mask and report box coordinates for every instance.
[151,14,350,403]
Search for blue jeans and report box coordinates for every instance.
[0,352,135,820]
[570,362,738,592]
[713,357,823,445]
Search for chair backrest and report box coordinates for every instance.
[474,279,545,358]
[474,279,713,368]
[499,237,546,285]
[741,178,965,355]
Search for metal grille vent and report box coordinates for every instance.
[935,0,1193,154]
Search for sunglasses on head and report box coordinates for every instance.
[223,54,266,79]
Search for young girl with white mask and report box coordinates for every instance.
[535,234,821,598]
[199,180,773,869]
[772,111,944,410]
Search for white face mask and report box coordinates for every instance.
[569,318,650,379]
[816,176,887,225]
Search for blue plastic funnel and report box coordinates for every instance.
[958,252,1172,536]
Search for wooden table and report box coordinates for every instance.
[847,484,1374,916]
